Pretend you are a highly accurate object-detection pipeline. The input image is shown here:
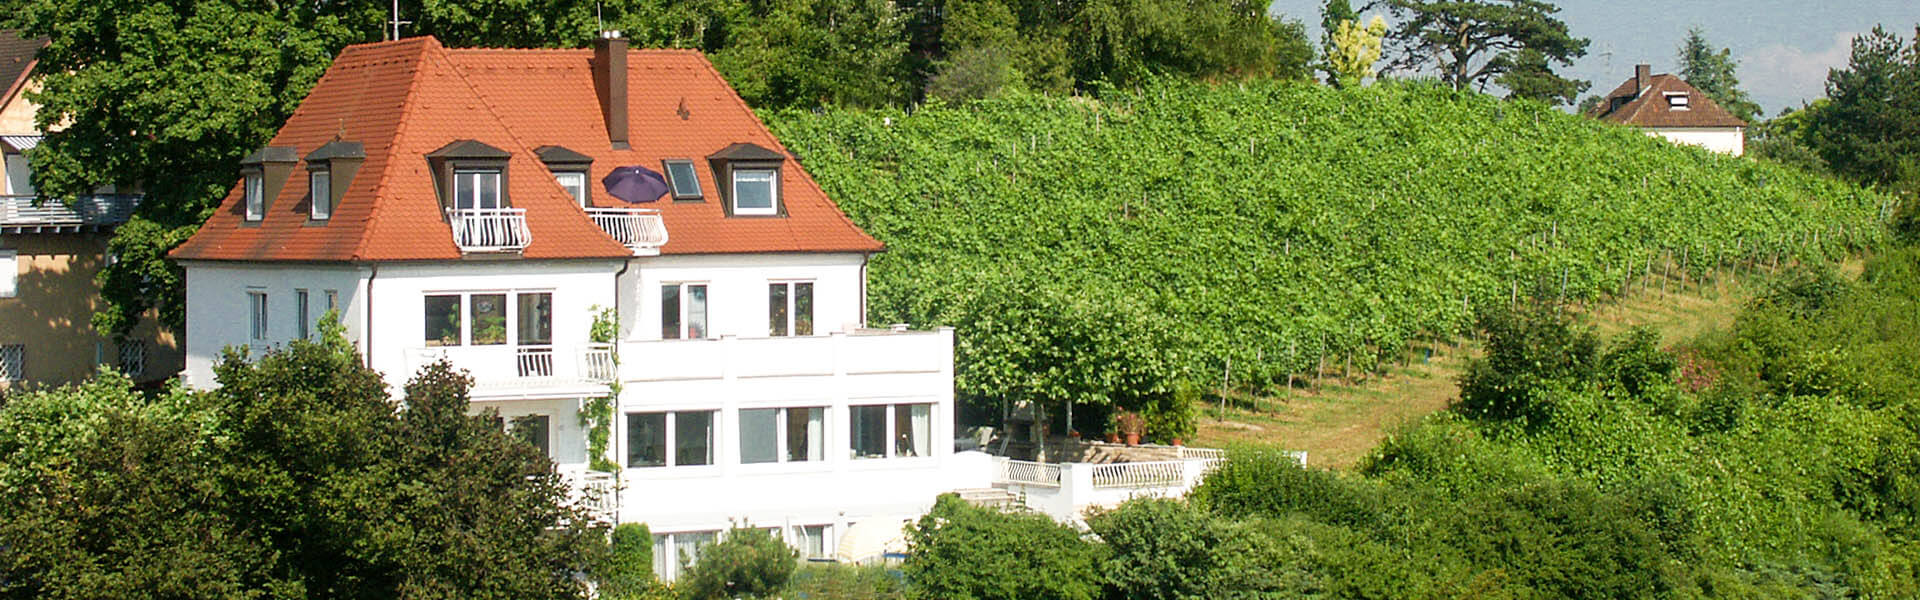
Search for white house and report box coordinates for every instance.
[171,36,991,579]
[1587,64,1748,155]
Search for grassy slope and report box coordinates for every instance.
[766,78,1889,420]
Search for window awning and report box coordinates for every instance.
[0,135,40,153]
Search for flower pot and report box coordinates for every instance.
[1068,430,1081,439]
[1124,433,1141,446]
[1171,437,1184,446]
[1105,433,1120,444]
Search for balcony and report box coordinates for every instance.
[405,343,614,399]
[585,208,668,255]
[1,194,142,233]
[447,207,531,252]
[616,327,953,383]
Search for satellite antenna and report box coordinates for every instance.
[388,0,412,41]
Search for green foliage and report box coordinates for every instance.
[581,306,619,472]
[1456,305,1599,425]
[713,0,912,109]
[782,563,909,599]
[1382,0,1590,102]
[767,77,1886,425]
[600,523,656,598]
[1318,0,1357,86]
[904,494,1102,600]
[1807,25,1920,195]
[1676,27,1763,122]
[1599,326,1678,400]
[677,527,798,600]
[1750,101,1834,176]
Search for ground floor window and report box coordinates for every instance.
[248,291,268,341]
[0,344,23,381]
[511,414,550,457]
[653,530,719,580]
[850,403,933,459]
[792,524,829,559]
[739,406,825,464]
[626,410,716,468]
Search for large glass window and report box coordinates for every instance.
[674,531,717,572]
[792,525,828,559]
[511,414,550,457]
[626,411,716,468]
[768,281,813,337]
[732,168,777,215]
[469,294,506,345]
[739,407,824,465]
[661,283,708,339]
[850,403,932,460]
[517,292,553,345]
[423,294,462,346]
[453,169,502,210]
[310,170,331,219]
[244,172,264,221]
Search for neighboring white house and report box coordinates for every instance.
[172,36,992,579]
[1587,64,1748,155]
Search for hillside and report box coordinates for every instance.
[765,80,1890,422]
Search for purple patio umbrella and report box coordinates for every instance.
[602,165,670,204]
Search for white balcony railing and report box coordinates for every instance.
[1,194,141,232]
[573,471,619,524]
[616,328,953,383]
[996,459,1063,487]
[447,208,531,252]
[1089,460,1187,489]
[585,208,668,254]
[406,343,614,394]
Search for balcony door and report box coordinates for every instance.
[453,169,503,210]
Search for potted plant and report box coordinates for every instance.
[1104,413,1121,443]
[1116,411,1146,446]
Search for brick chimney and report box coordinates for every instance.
[1635,64,1651,98]
[593,34,630,150]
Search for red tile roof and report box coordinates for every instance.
[172,36,883,263]
[1586,73,1747,129]
[0,31,47,113]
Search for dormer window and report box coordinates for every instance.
[1665,92,1690,110]
[244,172,265,221]
[309,169,331,220]
[732,169,777,216]
[663,159,703,200]
[534,145,594,206]
[453,169,503,209]
[553,172,586,206]
[707,142,786,217]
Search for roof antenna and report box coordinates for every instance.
[388,0,412,41]
[596,2,604,36]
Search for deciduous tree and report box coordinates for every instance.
[1380,0,1588,102]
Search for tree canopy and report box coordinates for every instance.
[1379,0,1589,105]
[1808,25,1920,195]
[1675,27,1762,123]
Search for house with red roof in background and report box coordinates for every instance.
[172,35,993,578]
[1587,64,1748,155]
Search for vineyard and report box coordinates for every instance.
[766,79,1892,414]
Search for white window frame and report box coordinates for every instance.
[421,289,552,347]
[848,402,935,460]
[731,168,777,216]
[117,340,145,377]
[652,530,720,581]
[453,169,503,210]
[1664,91,1690,110]
[243,172,265,221]
[739,406,827,465]
[247,290,268,341]
[0,249,16,298]
[767,280,814,337]
[310,169,331,220]
[295,289,310,340]
[553,171,588,206]
[660,282,709,340]
[623,410,718,469]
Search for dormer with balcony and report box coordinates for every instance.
[428,139,527,252]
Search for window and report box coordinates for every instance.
[517,293,553,345]
[424,294,462,346]
[660,283,708,339]
[731,168,777,215]
[850,403,933,459]
[248,291,268,340]
[453,169,503,210]
[469,293,506,345]
[325,289,339,312]
[0,344,23,381]
[663,159,703,199]
[740,407,824,464]
[295,289,310,340]
[554,171,587,206]
[117,340,145,377]
[0,249,15,298]
[422,291,548,347]
[652,531,719,580]
[792,525,828,559]
[244,172,265,221]
[511,414,551,457]
[1665,92,1690,110]
[626,410,717,468]
[768,281,814,336]
[310,170,331,219]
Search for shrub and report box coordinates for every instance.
[1599,327,1678,401]
[599,523,654,598]
[1086,499,1219,600]
[904,494,1101,600]
[676,527,797,600]
[782,563,908,600]
[1446,481,1679,599]
[1456,305,1600,425]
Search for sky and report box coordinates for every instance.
[1266,0,1919,116]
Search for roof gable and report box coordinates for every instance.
[1587,73,1747,129]
[0,31,45,113]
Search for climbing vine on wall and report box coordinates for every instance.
[580,306,620,472]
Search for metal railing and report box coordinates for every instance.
[996,458,1063,487]
[447,208,531,251]
[575,471,619,524]
[581,343,615,382]
[407,343,613,389]
[1089,460,1187,489]
[1,194,141,229]
[516,345,555,377]
[585,208,668,252]
[1177,447,1227,461]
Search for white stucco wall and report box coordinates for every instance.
[618,253,868,341]
[1646,127,1744,156]
[181,261,368,388]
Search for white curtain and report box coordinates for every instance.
[909,404,931,457]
